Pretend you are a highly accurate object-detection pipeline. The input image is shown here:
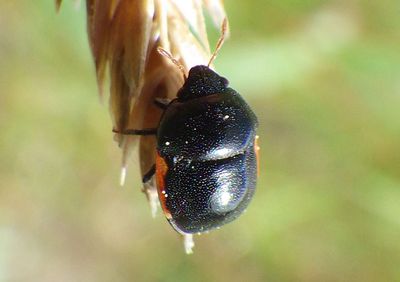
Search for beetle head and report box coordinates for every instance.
[177,65,229,101]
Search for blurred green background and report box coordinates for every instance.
[1,1,400,281]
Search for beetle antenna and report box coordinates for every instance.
[208,18,228,67]
[157,47,187,80]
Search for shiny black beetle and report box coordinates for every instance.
[115,21,259,249]
[154,65,259,234]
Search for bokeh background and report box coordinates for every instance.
[1,1,400,281]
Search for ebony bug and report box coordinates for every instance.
[114,20,259,252]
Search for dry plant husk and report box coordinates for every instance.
[57,0,228,194]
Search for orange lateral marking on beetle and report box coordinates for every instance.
[155,152,172,219]
[254,135,260,177]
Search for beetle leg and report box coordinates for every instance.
[142,164,156,183]
[154,98,171,110]
[112,128,157,135]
